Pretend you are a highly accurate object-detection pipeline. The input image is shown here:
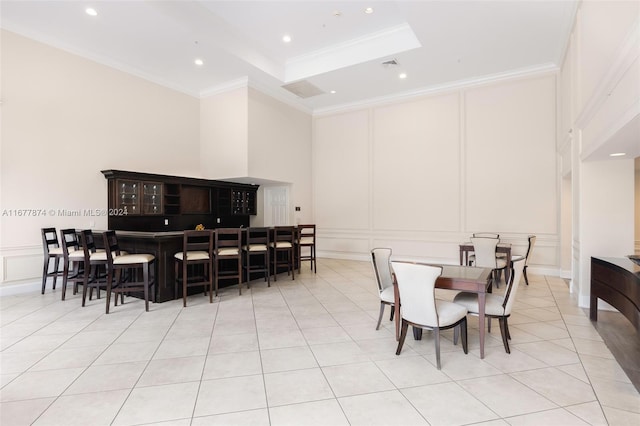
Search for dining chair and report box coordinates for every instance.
[103,230,156,313]
[295,224,316,273]
[510,235,536,285]
[243,227,270,290]
[370,248,395,333]
[41,227,64,294]
[391,261,468,369]
[453,257,526,353]
[470,236,507,287]
[174,230,214,307]
[467,233,499,266]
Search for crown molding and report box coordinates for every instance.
[313,63,558,116]
[199,77,249,98]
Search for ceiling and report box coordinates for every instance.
[1,0,579,114]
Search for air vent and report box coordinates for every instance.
[281,80,325,99]
[381,58,399,67]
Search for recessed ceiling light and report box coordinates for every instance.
[85,8,98,16]
[364,7,374,14]
[282,34,292,43]
[399,73,407,79]
[610,152,626,157]
[330,90,336,94]
[194,58,204,66]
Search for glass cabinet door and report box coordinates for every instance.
[142,182,163,214]
[117,180,139,214]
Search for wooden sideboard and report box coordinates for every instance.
[102,170,258,231]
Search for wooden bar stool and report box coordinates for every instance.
[174,230,214,307]
[243,227,270,290]
[41,227,64,294]
[103,230,155,313]
[79,230,109,307]
[59,228,84,300]
[295,224,316,273]
[270,226,295,281]
[213,228,243,295]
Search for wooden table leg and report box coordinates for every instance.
[478,291,486,359]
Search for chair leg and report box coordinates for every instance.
[499,317,510,353]
[41,257,50,294]
[105,269,113,314]
[488,317,492,333]
[238,257,243,296]
[143,264,150,312]
[434,327,441,370]
[61,260,69,301]
[375,302,385,330]
[182,261,188,308]
[389,305,395,322]
[52,257,60,289]
[453,326,459,345]
[461,318,468,354]
[523,266,529,285]
[395,320,409,355]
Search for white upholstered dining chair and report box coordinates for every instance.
[470,236,508,287]
[510,235,536,285]
[453,256,525,353]
[370,248,395,332]
[391,261,468,369]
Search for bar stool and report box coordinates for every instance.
[213,228,243,295]
[103,230,155,313]
[41,227,64,294]
[59,228,84,300]
[174,230,214,307]
[243,227,270,290]
[295,224,316,273]
[270,226,295,281]
[79,229,109,307]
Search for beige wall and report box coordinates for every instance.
[314,74,558,267]
[0,30,200,286]
[200,87,249,179]
[247,88,312,225]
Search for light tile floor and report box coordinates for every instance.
[1,259,639,425]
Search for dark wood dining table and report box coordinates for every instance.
[394,264,493,359]
[459,241,512,285]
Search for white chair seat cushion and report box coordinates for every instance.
[49,247,63,255]
[243,244,267,252]
[379,286,395,304]
[69,250,86,259]
[496,258,507,268]
[113,253,155,264]
[434,300,468,327]
[298,237,314,245]
[217,248,239,256]
[453,292,506,316]
[175,251,209,261]
[271,242,292,248]
[90,250,127,261]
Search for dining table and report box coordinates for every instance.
[459,241,512,285]
[393,264,493,359]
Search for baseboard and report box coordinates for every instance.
[0,280,44,297]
